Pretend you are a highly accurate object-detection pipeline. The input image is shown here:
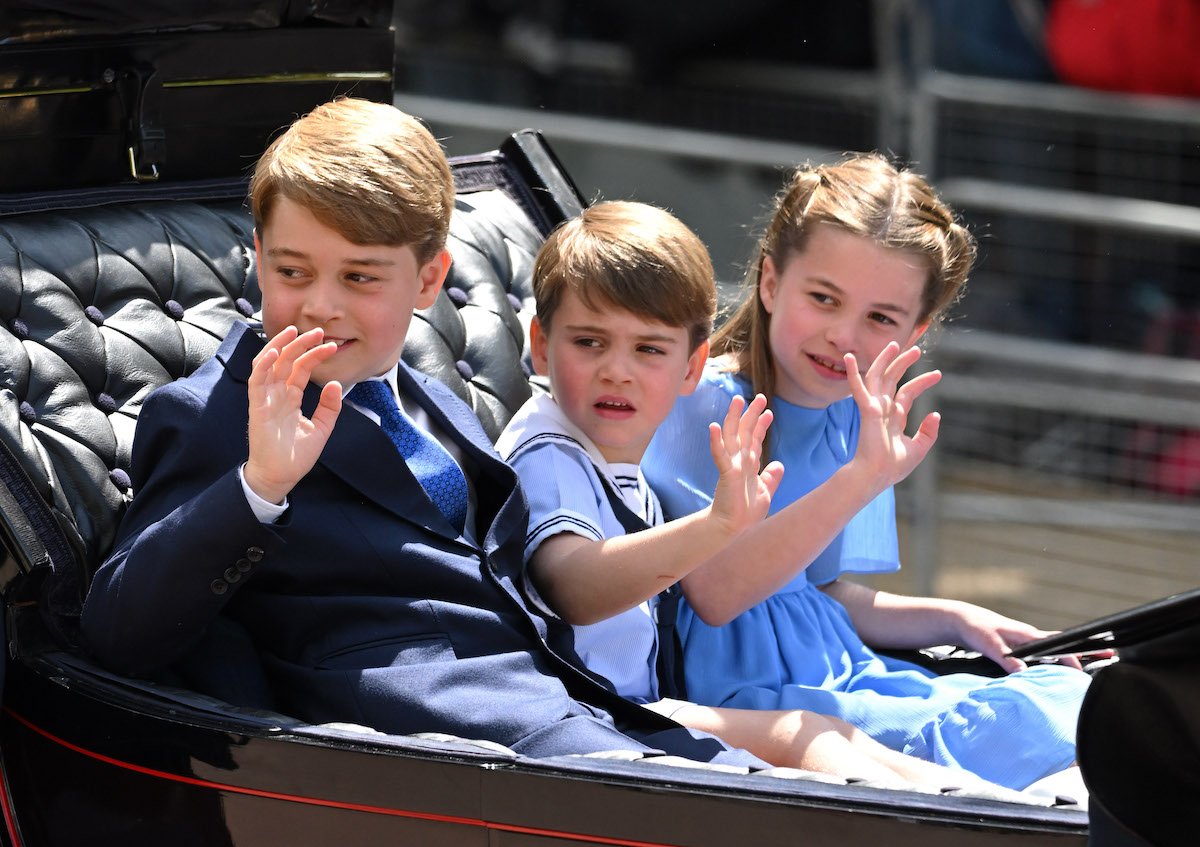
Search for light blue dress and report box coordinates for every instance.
[643,361,1090,790]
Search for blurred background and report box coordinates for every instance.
[391,0,1200,630]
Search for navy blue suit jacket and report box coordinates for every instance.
[82,322,752,763]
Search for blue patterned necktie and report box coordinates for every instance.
[348,379,469,531]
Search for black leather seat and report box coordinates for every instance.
[0,131,583,685]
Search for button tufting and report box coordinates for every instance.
[446,287,469,308]
[84,305,105,326]
[164,300,185,320]
[455,359,475,381]
[108,468,131,490]
[18,401,35,424]
[235,298,256,317]
[9,318,28,339]
[210,579,228,595]
[95,393,117,414]
[506,293,523,312]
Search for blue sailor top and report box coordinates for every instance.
[496,393,662,703]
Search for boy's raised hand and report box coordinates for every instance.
[707,394,785,537]
[845,342,941,488]
[244,326,343,505]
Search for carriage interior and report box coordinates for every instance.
[0,121,1098,820]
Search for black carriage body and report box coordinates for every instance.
[0,652,1086,847]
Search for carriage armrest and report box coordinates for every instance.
[878,647,1007,678]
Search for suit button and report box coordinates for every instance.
[223,567,241,583]
[246,546,264,562]
[210,579,228,595]
[235,557,252,573]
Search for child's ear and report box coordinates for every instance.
[415,248,453,309]
[679,338,709,396]
[529,316,551,376]
[758,255,779,315]
[253,229,264,281]
[907,320,931,348]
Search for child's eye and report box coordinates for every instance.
[276,266,306,281]
[637,345,666,355]
[809,292,835,306]
[868,312,898,327]
[573,337,601,349]
[345,273,378,285]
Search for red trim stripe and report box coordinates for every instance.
[0,741,24,847]
[4,708,680,847]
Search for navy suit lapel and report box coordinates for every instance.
[315,362,526,548]
[322,396,460,538]
[394,362,527,553]
[395,362,490,455]
[216,320,262,376]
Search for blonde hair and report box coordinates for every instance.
[250,98,453,263]
[534,201,716,350]
[713,153,976,398]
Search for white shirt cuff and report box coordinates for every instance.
[239,463,288,523]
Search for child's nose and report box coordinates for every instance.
[301,279,342,321]
[824,317,858,353]
[597,351,632,382]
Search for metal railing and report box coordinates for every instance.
[898,328,1200,627]
[395,93,833,171]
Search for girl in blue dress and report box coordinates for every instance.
[642,154,1091,791]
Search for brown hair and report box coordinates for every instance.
[533,201,716,350]
[713,153,976,398]
[250,98,453,263]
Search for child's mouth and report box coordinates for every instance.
[593,397,635,418]
[808,353,848,378]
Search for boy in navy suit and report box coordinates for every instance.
[81,97,761,766]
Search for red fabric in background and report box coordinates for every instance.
[1046,0,1200,97]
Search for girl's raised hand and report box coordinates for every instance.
[845,341,942,488]
[706,393,785,537]
[243,326,343,505]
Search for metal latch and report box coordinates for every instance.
[109,64,165,182]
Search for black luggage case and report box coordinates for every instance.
[0,2,395,194]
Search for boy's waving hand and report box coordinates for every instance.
[244,325,343,505]
[707,393,784,537]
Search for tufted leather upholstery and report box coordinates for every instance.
[0,200,258,624]
[0,131,581,637]
[404,188,543,439]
